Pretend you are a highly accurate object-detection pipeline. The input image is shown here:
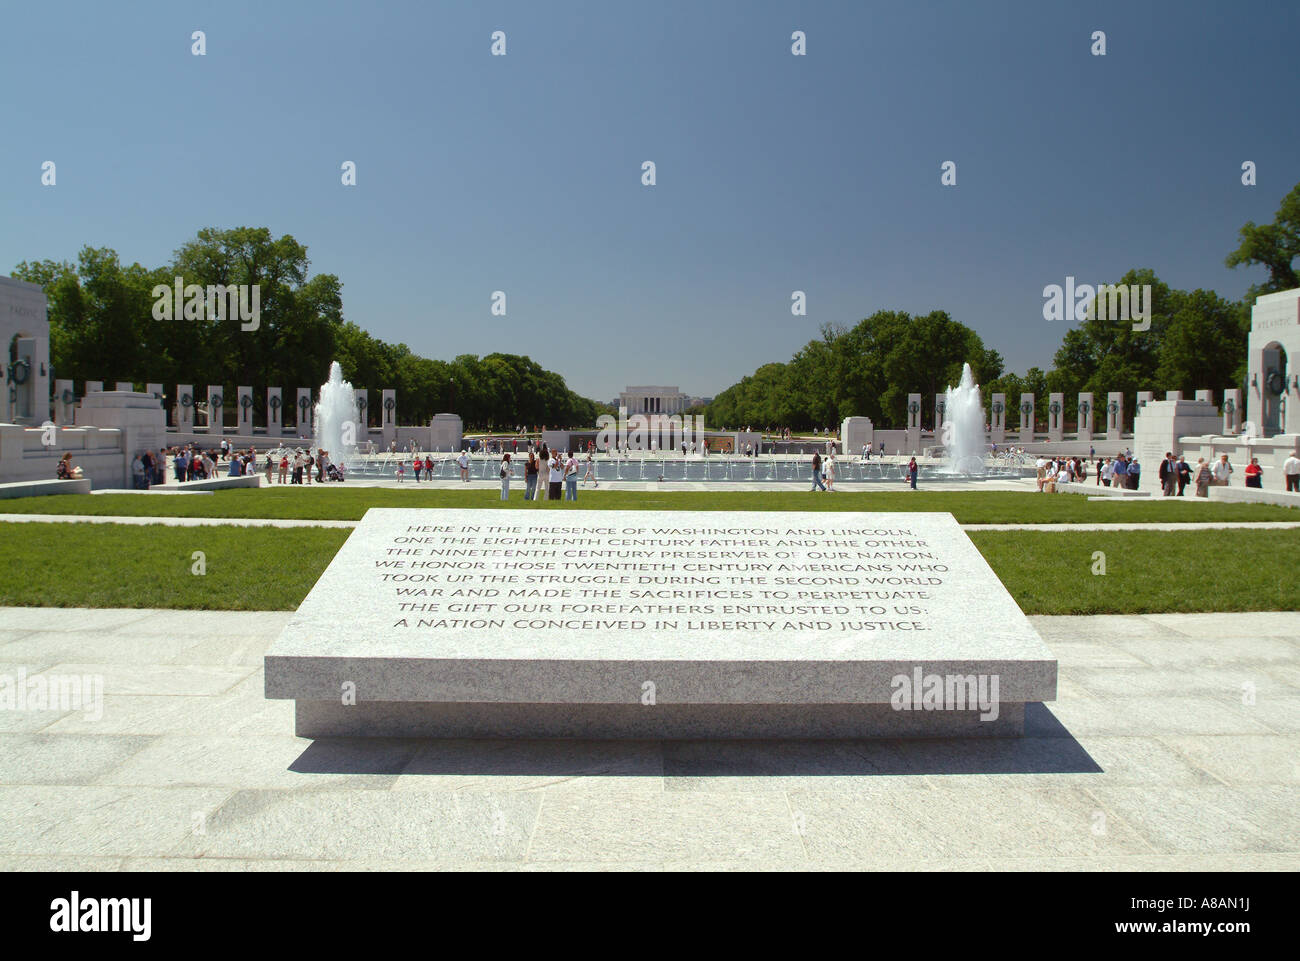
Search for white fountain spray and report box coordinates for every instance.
[313,361,360,471]
[943,362,986,474]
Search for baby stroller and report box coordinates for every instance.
[327,463,345,482]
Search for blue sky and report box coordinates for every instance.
[2,0,1297,402]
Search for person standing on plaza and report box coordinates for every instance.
[1283,451,1300,492]
[1176,454,1191,496]
[1159,452,1176,496]
[499,452,512,500]
[1245,457,1263,489]
[1127,457,1141,490]
[458,449,470,483]
[524,447,539,500]
[1194,457,1212,497]
[825,452,836,492]
[547,451,564,501]
[565,450,579,501]
[811,451,826,491]
[1096,457,1104,486]
[582,450,597,488]
[1212,454,1233,487]
[907,457,918,490]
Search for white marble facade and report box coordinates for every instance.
[619,385,690,415]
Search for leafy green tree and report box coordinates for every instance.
[13,249,166,387]
[16,227,606,429]
[1226,181,1300,302]
[705,311,1002,430]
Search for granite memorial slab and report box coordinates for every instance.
[265,508,1057,738]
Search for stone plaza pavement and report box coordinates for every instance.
[0,608,1295,871]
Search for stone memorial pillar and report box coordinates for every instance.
[54,379,76,425]
[840,416,873,455]
[296,388,313,438]
[1047,392,1064,442]
[267,387,283,435]
[352,389,368,449]
[1019,393,1035,443]
[431,413,462,452]
[381,389,397,447]
[1077,392,1094,443]
[237,386,254,434]
[1165,390,1182,401]
[1136,390,1153,413]
[905,393,921,454]
[1194,389,1212,404]
[1222,388,1241,434]
[990,393,1006,445]
[207,385,224,433]
[933,393,946,440]
[73,391,167,489]
[145,383,164,424]
[176,385,195,429]
[1106,392,1124,441]
[6,332,48,425]
[86,381,104,396]
[115,381,133,392]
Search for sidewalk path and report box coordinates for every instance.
[2,513,1297,532]
[0,608,1294,871]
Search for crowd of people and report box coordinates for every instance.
[500,443,586,502]
[60,432,1300,498]
[1030,449,1294,497]
[112,440,354,488]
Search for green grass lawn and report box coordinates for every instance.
[2,487,1295,524]
[2,522,1295,614]
[968,529,1300,614]
[1,523,348,610]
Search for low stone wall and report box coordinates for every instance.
[152,476,262,492]
[0,478,92,499]
[1177,434,1300,489]
[0,423,129,489]
[1207,486,1300,508]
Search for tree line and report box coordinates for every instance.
[706,182,1299,431]
[13,227,609,429]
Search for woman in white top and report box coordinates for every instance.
[582,452,597,487]
[499,453,512,500]
[1211,456,1233,486]
[825,453,836,491]
[547,453,564,501]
